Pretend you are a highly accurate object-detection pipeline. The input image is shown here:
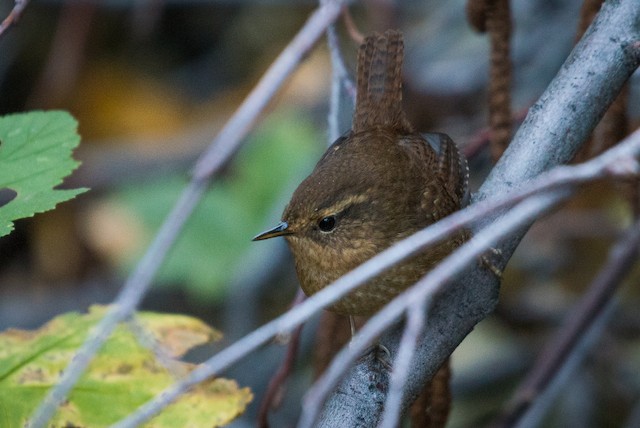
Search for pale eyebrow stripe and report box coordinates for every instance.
[315,193,370,216]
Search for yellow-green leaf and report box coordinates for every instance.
[0,305,252,427]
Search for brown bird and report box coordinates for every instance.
[253,29,469,316]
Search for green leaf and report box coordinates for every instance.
[0,111,87,238]
[0,305,252,427]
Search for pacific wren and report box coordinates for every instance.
[254,30,469,316]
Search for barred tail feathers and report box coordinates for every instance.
[352,30,412,133]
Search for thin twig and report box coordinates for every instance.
[379,302,426,428]
[327,24,343,143]
[326,18,356,142]
[327,24,347,142]
[491,218,640,428]
[463,105,529,159]
[193,0,346,181]
[26,1,347,426]
[325,13,356,98]
[466,0,488,32]
[26,1,95,108]
[0,0,29,38]
[112,128,640,428]
[126,317,186,378]
[342,7,364,45]
[576,0,603,41]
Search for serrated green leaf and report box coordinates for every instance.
[0,111,88,238]
[0,305,252,427]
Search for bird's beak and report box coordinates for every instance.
[252,221,292,241]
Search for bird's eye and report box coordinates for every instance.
[318,216,337,232]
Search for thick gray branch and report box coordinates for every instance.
[316,0,640,426]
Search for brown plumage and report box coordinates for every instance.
[254,29,468,316]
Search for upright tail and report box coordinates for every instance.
[352,30,413,134]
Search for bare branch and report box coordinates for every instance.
[326,20,356,142]
[492,218,640,427]
[379,302,426,428]
[192,0,346,181]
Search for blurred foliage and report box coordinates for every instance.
[110,111,323,302]
[0,305,252,427]
[72,62,191,141]
[0,111,86,238]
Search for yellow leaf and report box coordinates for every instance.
[0,305,251,427]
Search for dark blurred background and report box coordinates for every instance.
[1,0,640,426]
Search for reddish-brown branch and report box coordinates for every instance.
[27,1,96,108]
[463,105,528,159]
[464,0,514,161]
[466,0,488,32]
[576,0,604,40]
[486,0,513,161]
[342,7,364,45]
[257,290,306,428]
[313,312,352,378]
